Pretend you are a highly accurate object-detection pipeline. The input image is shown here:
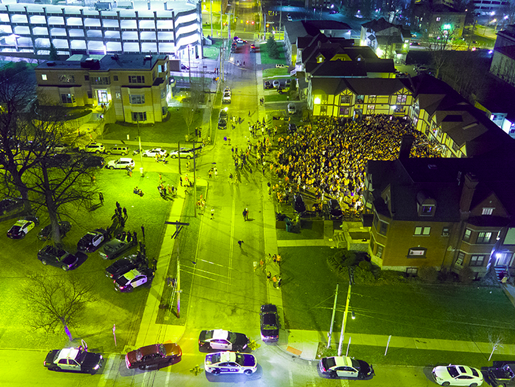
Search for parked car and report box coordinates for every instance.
[38,221,72,241]
[260,304,279,342]
[328,199,343,219]
[37,245,85,271]
[100,237,137,260]
[143,148,168,158]
[198,329,249,351]
[264,81,273,89]
[205,352,257,375]
[44,346,104,374]
[483,361,515,386]
[224,87,231,94]
[287,14,293,21]
[82,155,104,168]
[287,103,296,114]
[45,153,72,168]
[107,145,129,155]
[0,197,23,215]
[7,216,39,239]
[273,80,281,88]
[218,110,228,130]
[106,158,135,170]
[180,63,189,70]
[77,228,109,252]
[319,356,374,379]
[114,267,154,292]
[83,143,105,153]
[329,9,339,13]
[125,343,182,370]
[169,147,195,159]
[276,64,287,68]
[432,364,483,386]
[223,91,231,104]
[105,254,144,279]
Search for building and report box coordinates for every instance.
[283,20,352,66]
[471,0,510,16]
[360,18,411,61]
[0,0,202,59]
[364,136,515,279]
[35,54,171,124]
[413,2,466,38]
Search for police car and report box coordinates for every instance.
[319,356,374,379]
[114,268,154,292]
[204,351,257,375]
[44,346,104,374]
[143,148,167,158]
[7,216,39,239]
[198,329,249,351]
[77,228,109,252]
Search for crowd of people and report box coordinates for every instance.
[269,115,442,216]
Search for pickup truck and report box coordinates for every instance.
[484,361,515,386]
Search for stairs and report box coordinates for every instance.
[494,265,509,281]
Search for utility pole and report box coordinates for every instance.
[210,0,213,38]
[187,46,191,85]
[193,141,197,218]
[327,284,339,348]
[338,282,352,356]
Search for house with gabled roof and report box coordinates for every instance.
[360,18,411,61]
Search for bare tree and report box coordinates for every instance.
[21,273,95,341]
[181,80,204,137]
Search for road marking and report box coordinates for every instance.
[289,369,294,386]
[97,353,118,387]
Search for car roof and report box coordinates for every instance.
[57,347,80,360]
[212,329,229,339]
[216,351,236,362]
[123,268,143,280]
[332,356,353,367]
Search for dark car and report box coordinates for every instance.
[328,199,343,219]
[99,237,137,260]
[483,361,515,386]
[218,117,227,130]
[198,329,249,352]
[38,221,72,241]
[77,228,110,252]
[82,155,105,169]
[319,356,374,379]
[264,81,273,89]
[37,245,84,271]
[44,346,104,374]
[260,304,279,342]
[125,343,182,370]
[105,253,144,279]
[0,197,23,215]
[44,153,72,168]
[7,216,39,239]
[293,194,306,214]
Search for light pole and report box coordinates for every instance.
[327,284,339,348]
[338,282,352,356]
[210,0,213,37]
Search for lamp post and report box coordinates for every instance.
[210,0,213,38]
[338,282,352,356]
[327,284,339,348]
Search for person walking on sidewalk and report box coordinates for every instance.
[242,208,248,221]
[238,240,244,248]
[99,192,104,205]
[276,275,282,288]
[211,207,215,220]
[266,271,271,282]
[272,275,278,288]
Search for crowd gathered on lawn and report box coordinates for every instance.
[269,115,442,216]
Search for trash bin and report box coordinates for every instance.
[285,218,292,232]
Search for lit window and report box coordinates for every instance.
[476,232,493,244]
[41,74,47,80]
[463,228,472,242]
[469,255,485,267]
[442,227,450,236]
[414,226,431,235]
[436,17,441,21]
[456,252,465,266]
[482,207,494,215]
[130,95,145,104]
[421,205,434,215]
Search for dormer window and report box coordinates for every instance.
[482,207,494,215]
[417,191,437,217]
[317,55,325,63]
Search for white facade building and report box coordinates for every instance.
[0,0,202,58]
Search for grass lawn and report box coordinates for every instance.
[282,246,515,345]
[322,344,515,367]
[260,43,287,65]
[102,108,204,144]
[262,67,290,77]
[265,94,289,102]
[203,39,223,60]
[277,219,325,240]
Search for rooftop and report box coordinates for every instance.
[36,54,168,72]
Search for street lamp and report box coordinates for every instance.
[338,283,352,356]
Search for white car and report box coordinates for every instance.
[204,352,257,375]
[7,216,39,239]
[223,87,231,94]
[83,143,105,153]
[287,103,296,114]
[432,364,483,386]
[143,148,167,158]
[169,147,194,159]
[223,92,231,104]
[106,158,135,169]
[114,268,154,292]
[198,329,249,351]
[273,80,280,88]
[319,356,374,379]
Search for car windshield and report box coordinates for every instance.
[235,353,245,366]
[322,357,336,369]
[447,366,460,377]
[210,353,221,363]
[263,313,277,327]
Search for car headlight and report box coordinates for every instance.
[93,364,100,370]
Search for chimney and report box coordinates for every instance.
[398,134,415,159]
[459,172,478,219]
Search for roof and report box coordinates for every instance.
[285,20,352,44]
[36,54,168,72]
[496,45,515,60]
[333,356,354,367]
[212,329,228,340]
[311,77,411,96]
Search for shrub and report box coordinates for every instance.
[377,270,407,284]
[358,260,371,271]
[418,266,439,283]
[459,266,475,284]
[341,250,358,266]
[353,266,376,284]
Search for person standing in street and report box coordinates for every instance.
[245,208,249,221]
[238,240,244,248]
[276,275,282,288]
[211,207,215,220]
[272,275,278,288]
[242,208,248,221]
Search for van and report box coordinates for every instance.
[107,145,129,155]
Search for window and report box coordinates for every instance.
[132,112,147,121]
[161,88,166,99]
[130,95,145,104]
[396,94,407,104]
[463,228,472,242]
[129,75,145,83]
[414,226,431,235]
[379,221,388,235]
[320,106,327,114]
[41,74,47,80]
[368,105,375,111]
[436,17,441,21]
[84,75,89,81]
[369,95,377,103]
[407,248,426,258]
[477,232,493,244]
[376,244,383,258]
[406,267,418,275]
[113,75,118,81]
[442,227,450,236]
[482,207,494,215]
[340,95,351,104]
[60,93,75,104]
[92,76,110,85]
[470,255,486,267]
[58,74,75,83]
[116,92,121,99]
[456,252,465,266]
[340,107,350,115]
[421,205,434,215]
